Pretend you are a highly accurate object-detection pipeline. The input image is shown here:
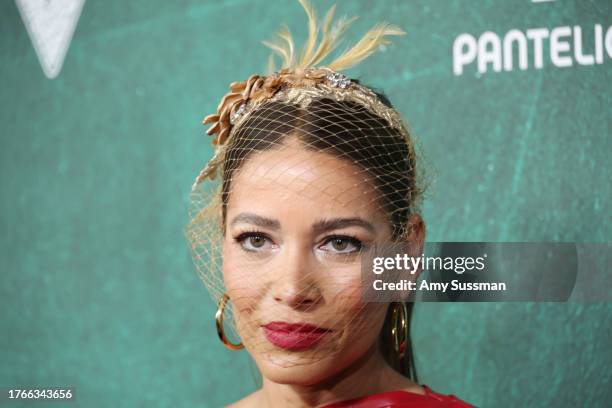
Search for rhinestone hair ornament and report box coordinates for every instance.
[191,0,408,190]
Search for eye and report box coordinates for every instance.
[320,235,363,254]
[234,232,272,252]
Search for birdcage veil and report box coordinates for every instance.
[185,0,428,375]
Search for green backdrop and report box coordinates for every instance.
[1,0,610,407]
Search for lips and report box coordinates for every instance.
[262,321,330,350]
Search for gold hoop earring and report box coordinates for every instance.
[390,301,408,359]
[215,293,244,350]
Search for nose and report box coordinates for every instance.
[271,243,322,310]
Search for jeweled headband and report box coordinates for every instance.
[191,0,408,190]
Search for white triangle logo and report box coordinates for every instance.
[15,0,86,79]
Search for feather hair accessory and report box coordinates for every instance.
[193,0,407,189]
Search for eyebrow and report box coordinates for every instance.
[230,212,281,230]
[229,212,376,234]
[312,217,376,234]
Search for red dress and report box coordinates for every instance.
[320,385,474,408]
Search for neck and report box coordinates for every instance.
[257,344,418,408]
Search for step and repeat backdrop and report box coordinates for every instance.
[1,0,610,407]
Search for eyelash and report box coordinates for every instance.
[233,230,271,251]
[323,235,364,252]
[232,230,366,253]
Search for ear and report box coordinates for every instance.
[403,213,426,276]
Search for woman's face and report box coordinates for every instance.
[222,137,394,385]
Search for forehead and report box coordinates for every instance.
[226,138,387,223]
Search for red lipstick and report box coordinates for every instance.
[262,321,330,350]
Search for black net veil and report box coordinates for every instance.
[185,0,429,383]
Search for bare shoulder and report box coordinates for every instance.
[225,390,262,408]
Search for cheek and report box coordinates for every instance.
[339,298,387,354]
[322,262,366,307]
[323,267,387,342]
[332,277,362,308]
[222,244,262,315]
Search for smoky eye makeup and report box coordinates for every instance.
[232,229,275,253]
[318,234,368,253]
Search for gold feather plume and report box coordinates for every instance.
[194,0,406,186]
[264,0,405,73]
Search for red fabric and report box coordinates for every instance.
[320,385,474,408]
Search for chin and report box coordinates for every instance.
[256,353,337,386]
